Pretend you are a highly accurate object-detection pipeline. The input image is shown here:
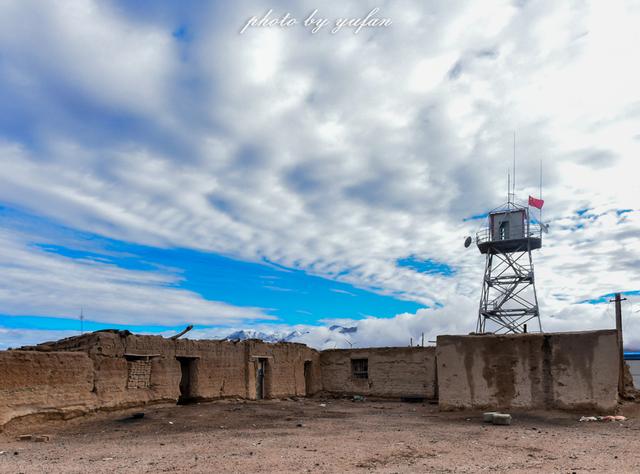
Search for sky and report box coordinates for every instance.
[0,0,639,350]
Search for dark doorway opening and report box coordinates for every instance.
[304,361,313,396]
[499,221,509,240]
[177,357,197,404]
[256,358,267,400]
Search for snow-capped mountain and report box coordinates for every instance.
[329,325,357,334]
[224,329,307,343]
[222,325,358,346]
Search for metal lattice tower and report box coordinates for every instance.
[474,202,543,334]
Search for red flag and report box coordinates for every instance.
[528,195,544,209]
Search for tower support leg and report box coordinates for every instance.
[477,248,542,334]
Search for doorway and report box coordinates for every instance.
[304,361,313,396]
[499,221,509,240]
[177,357,197,404]
[256,358,268,400]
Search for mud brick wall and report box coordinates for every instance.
[320,347,437,399]
[174,338,250,400]
[17,332,322,408]
[436,330,619,411]
[84,333,180,408]
[1,333,325,427]
[126,359,152,389]
[247,341,321,398]
[0,350,96,426]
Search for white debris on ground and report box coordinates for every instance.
[483,412,512,425]
[579,415,627,422]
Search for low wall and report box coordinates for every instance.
[320,347,437,399]
[0,351,96,426]
[436,330,619,411]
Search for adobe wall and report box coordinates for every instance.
[0,351,96,426]
[320,347,437,399]
[174,338,249,400]
[2,331,322,426]
[436,330,619,411]
[246,341,321,399]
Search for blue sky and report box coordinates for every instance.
[0,204,425,333]
[0,0,639,349]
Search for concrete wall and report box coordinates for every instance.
[320,347,437,399]
[0,351,96,426]
[436,330,619,411]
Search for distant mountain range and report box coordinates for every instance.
[223,329,305,343]
[329,325,357,334]
[223,325,358,345]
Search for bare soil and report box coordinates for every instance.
[1,398,640,473]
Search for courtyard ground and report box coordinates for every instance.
[1,398,639,473]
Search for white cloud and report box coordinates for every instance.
[0,0,176,116]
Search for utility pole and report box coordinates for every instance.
[611,293,627,396]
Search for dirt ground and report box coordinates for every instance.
[1,398,640,473]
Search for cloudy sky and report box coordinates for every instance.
[0,0,638,350]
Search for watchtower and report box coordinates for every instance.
[473,201,543,334]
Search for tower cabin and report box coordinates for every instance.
[476,204,542,254]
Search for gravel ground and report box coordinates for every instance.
[1,398,639,473]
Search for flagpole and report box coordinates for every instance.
[539,159,543,233]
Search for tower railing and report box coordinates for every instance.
[475,223,542,245]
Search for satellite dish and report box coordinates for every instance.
[464,236,472,248]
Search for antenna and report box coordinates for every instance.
[507,169,510,204]
[513,131,516,200]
